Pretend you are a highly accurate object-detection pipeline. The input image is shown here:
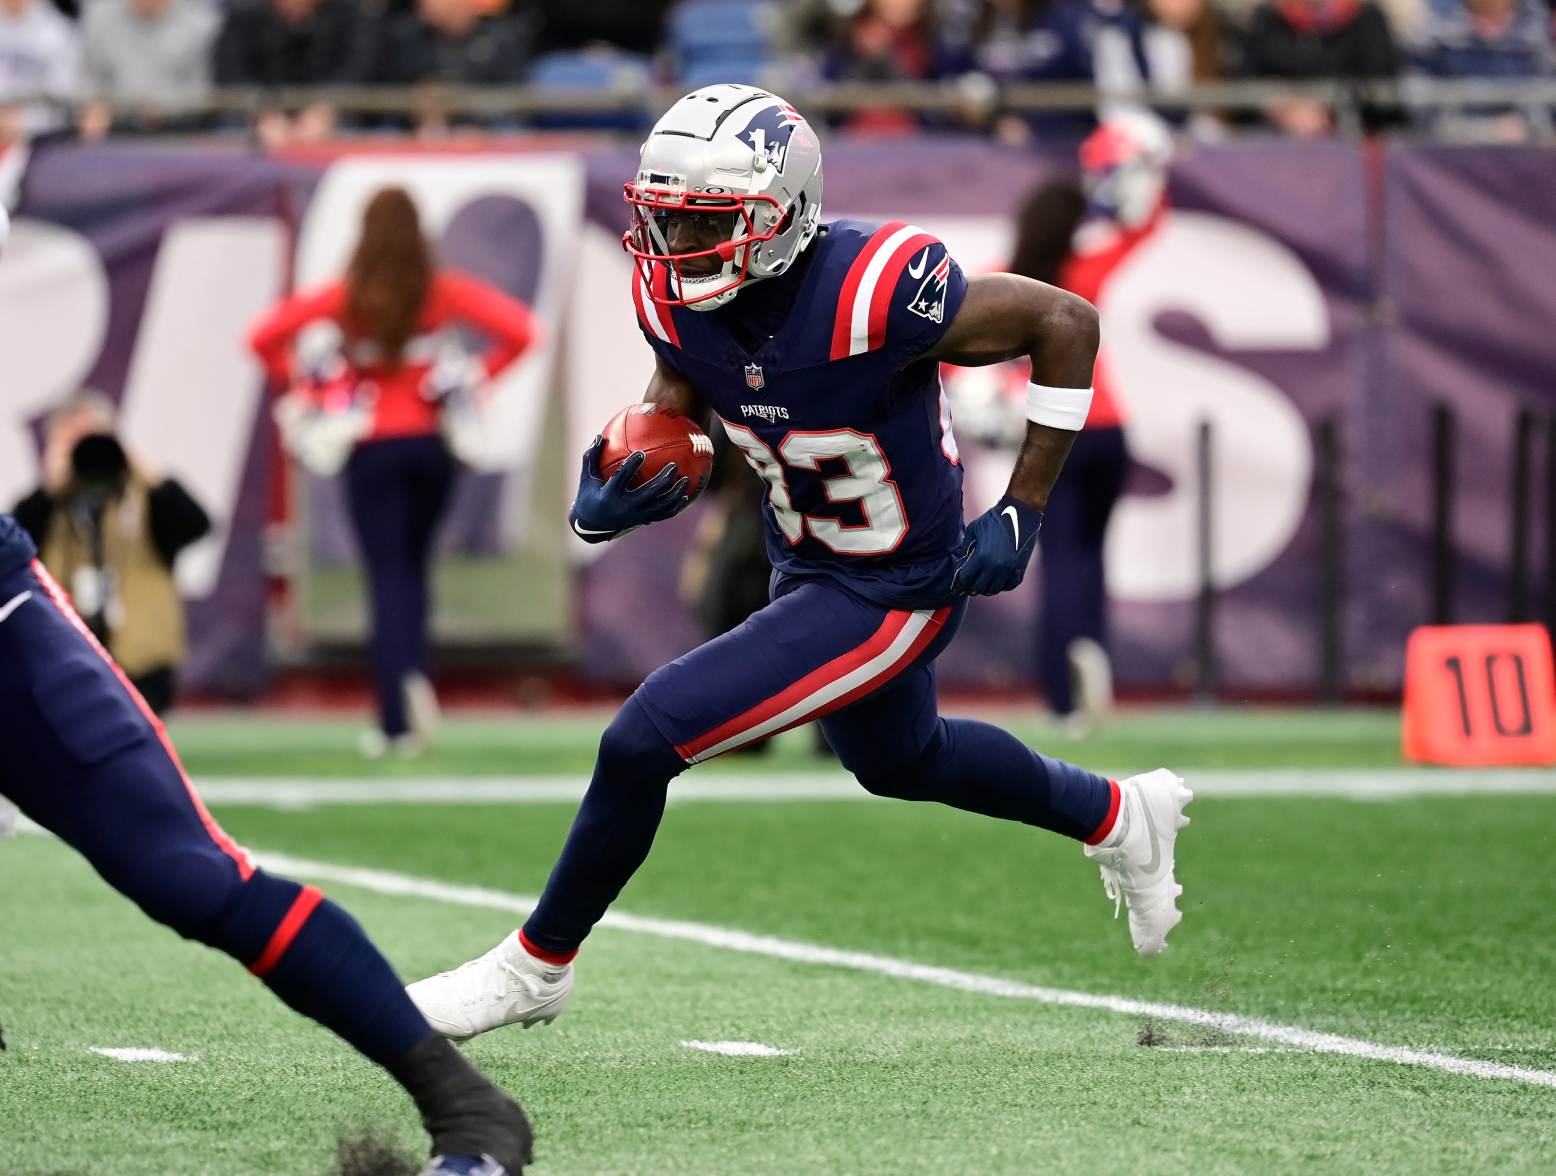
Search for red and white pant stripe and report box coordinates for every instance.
[29,558,255,879]
[675,605,951,764]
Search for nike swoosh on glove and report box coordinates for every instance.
[951,495,1043,596]
[568,435,690,544]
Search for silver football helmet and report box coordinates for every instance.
[624,83,824,311]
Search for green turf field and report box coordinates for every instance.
[3,709,1555,1175]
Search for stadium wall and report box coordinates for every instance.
[2,138,1551,697]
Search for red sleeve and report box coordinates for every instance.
[247,281,347,384]
[433,271,539,379]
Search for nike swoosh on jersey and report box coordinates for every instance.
[1001,505,1020,549]
[0,590,33,625]
[906,247,931,280]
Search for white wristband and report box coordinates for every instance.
[1026,383,1094,431]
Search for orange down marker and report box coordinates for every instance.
[1402,625,1556,766]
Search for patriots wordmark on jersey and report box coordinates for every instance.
[633,219,969,611]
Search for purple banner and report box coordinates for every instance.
[6,139,1552,698]
[578,139,1556,696]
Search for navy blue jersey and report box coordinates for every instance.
[0,513,36,578]
[634,220,969,610]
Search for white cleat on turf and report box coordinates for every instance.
[407,934,574,1043]
[1084,768,1193,956]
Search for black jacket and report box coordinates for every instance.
[1241,2,1397,81]
[372,13,533,85]
[215,0,380,87]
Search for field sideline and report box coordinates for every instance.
[3,709,1554,1173]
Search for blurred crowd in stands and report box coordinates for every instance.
[1,0,1552,146]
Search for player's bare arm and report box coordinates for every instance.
[929,274,1100,597]
[643,351,712,432]
[927,273,1099,513]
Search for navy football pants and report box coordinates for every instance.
[0,560,429,1066]
[345,435,457,738]
[523,576,1118,956]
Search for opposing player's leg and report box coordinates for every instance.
[821,661,1192,955]
[0,561,531,1175]
[408,579,957,1040]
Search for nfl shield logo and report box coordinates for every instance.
[744,362,765,390]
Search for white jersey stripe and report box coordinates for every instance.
[846,223,925,357]
[688,608,936,762]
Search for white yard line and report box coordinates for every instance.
[16,819,1555,1090]
[680,1040,795,1057]
[253,849,1556,1092]
[90,1047,196,1063]
[188,768,1556,810]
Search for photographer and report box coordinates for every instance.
[12,391,210,714]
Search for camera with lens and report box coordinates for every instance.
[69,433,130,500]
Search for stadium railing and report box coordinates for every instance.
[11,78,1556,138]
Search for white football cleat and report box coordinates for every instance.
[408,934,574,1043]
[1084,769,1193,956]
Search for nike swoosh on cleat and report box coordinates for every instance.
[906,248,930,279]
[0,591,32,625]
[1138,786,1162,877]
[1001,505,1020,549]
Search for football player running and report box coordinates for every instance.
[0,516,532,1175]
[409,86,1193,1041]
[0,208,527,1174]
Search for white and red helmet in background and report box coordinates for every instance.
[1080,111,1174,230]
[624,83,824,311]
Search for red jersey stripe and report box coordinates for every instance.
[864,231,937,354]
[830,221,909,360]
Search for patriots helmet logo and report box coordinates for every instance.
[740,102,805,174]
[906,246,952,325]
[744,362,766,390]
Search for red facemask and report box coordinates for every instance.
[622,182,786,307]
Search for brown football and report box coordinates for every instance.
[598,403,715,501]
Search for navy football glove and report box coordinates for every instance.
[568,435,690,544]
[952,495,1043,596]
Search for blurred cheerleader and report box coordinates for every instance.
[249,186,537,756]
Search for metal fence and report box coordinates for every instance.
[14,77,1556,139]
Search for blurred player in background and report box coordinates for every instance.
[409,86,1194,1042]
[12,390,210,714]
[948,113,1170,731]
[249,186,537,759]
[1043,111,1170,725]
[0,515,532,1172]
